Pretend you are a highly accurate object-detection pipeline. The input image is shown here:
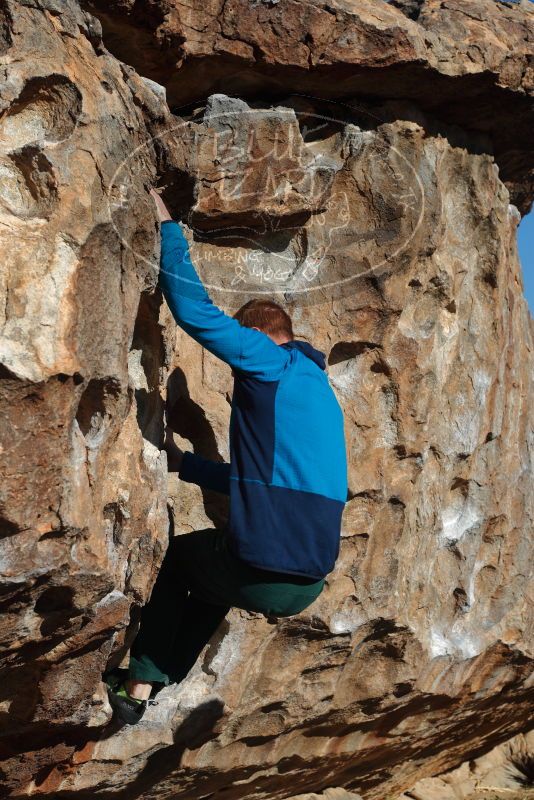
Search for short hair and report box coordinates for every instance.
[233,298,294,340]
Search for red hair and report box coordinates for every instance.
[233,299,293,340]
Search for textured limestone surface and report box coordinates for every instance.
[0,0,533,799]
[397,729,534,800]
[85,0,534,213]
[0,0,173,791]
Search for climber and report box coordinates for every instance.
[105,188,348,725]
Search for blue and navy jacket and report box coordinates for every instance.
[159,220,348,579]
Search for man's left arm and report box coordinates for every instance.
[165,429,230,495]
[179,451,230,495]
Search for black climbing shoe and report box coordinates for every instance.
[107,683,148,725]
[105,670,153,726]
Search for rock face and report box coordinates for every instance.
[397,729,534,800]
[85,0,534,214]
[0,0,173,789]
[0,1,533,799]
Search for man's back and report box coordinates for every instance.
[229,340,347,579]
[158,218,348,580]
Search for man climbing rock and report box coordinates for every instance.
[106,189,348,724]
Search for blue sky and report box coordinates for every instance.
[493,3,533,308]
[518,211,533,315]
[491,1,533,312]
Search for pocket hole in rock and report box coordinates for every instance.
[0,74,82,150]
[75,377,121,446]
[482,270,498,289]
[35,586,77,638]
[453,586,469,613]
[156,166,196,223]
[387,0,424,22]
[35,585,75,615]
[296,112,344,144]
[328,340,380,366]
[370,357,391,376]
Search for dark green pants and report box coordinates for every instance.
[129,528,325,685]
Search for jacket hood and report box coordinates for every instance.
[281,339,326,370]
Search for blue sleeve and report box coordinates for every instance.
[158,221,290,380]
[179,451,230,495]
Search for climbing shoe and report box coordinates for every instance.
[105,671,153,726]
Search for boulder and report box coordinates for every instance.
[0,1,532,798]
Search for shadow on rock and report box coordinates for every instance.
[166,366,229,528]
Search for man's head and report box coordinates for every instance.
[233,299,294,345]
